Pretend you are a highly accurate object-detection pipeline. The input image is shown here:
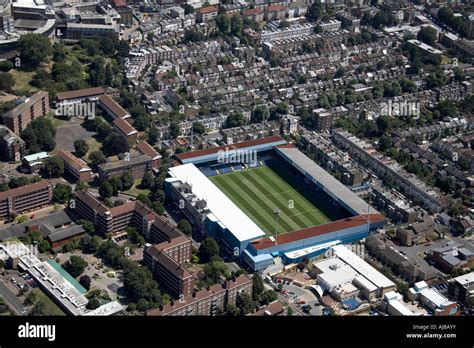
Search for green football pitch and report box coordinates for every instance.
[209,166,331,236]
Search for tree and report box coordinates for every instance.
[169,121,181,139]
[74,139,89,158]
[18,33,52,69]
[99,181,113,199]
[0,72,14,92]
[177,219,192,236]
[306,1,322,22]
[216,14,230,34]
[417,26,437,46]
[86,298,100,310]
[141,171,154,189]
[64,256,88,278]
[198,237,220,263]
[252,274,264,301]
[89,150,106,169]
[276,102,289,115]
[236,293,255,315]
[109,176,123,194]
[38,239,51,253]
[251,105,269,123]
[53,184,72,204]
[147,127,159,145]
[152,201,165,215]
[182,3,194,15]
[44,157,64,178]
[103,133,130,156]
[225,304,241,316]
[121,172,134,191]
[192,122,206,135]
[81,235,101,254]
[79,275,91,290]
[230,15,243,36]
[0,60,13,72]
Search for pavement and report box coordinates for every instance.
[272,282,322,316]
[55,118,96,152]
[0,279,27,315]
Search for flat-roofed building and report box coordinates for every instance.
[408,281,458,316]
[0,180,52,220]
[65,22,120,40]
[57,150,93,182]
[146,274,252,316]
[144,244,194,298]
[98,154,154,181]
[73,190,160,237]
[3,91,49,134]
[0,125,25,161]
[448,272,474,305]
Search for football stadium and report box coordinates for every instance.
[165,136,386,272]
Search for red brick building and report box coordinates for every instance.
[0,180,52,220]
[3,91,49,134]
[57,150,93,182]
[146,274,253,316]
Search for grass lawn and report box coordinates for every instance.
[10,70,38,93]
[123,178,150,197]
[30,288,66,316]
[210,166,331,236]
[84,137,102,162]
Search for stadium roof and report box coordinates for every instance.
[175,136,286,162]
[332,244,395,290]
[167,163,265,242]
[275,146,379,215]
[251,214,385,250]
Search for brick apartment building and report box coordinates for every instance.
[136,141,162,169]
[0,125,25,161]
[112,118,138,144]
[0,180,53,220]
[196,5,218,23]
[55,87,107,108]
[146,274,252,316]
[3,91,49,134]
[98,147,159,181]
[56,150,93,182]
[98,95,131,120]
[74,190,161,237]
[144,238,194,298]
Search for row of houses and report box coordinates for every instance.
[332,129,444,214]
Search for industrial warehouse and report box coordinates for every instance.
[166,137,386,272]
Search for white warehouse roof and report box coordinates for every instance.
[332,244,395,290]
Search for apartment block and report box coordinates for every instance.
[0,125,25,162]
[3,91,49,134]
[143,236,193,298]
[73,190,158,236]
[146,274,252,316]
[98,95,131,120]
[0,180,52,220]
[56,150,93,182]
[112,118,138,144]
[196,5,218,22]
[98,153,154,181]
